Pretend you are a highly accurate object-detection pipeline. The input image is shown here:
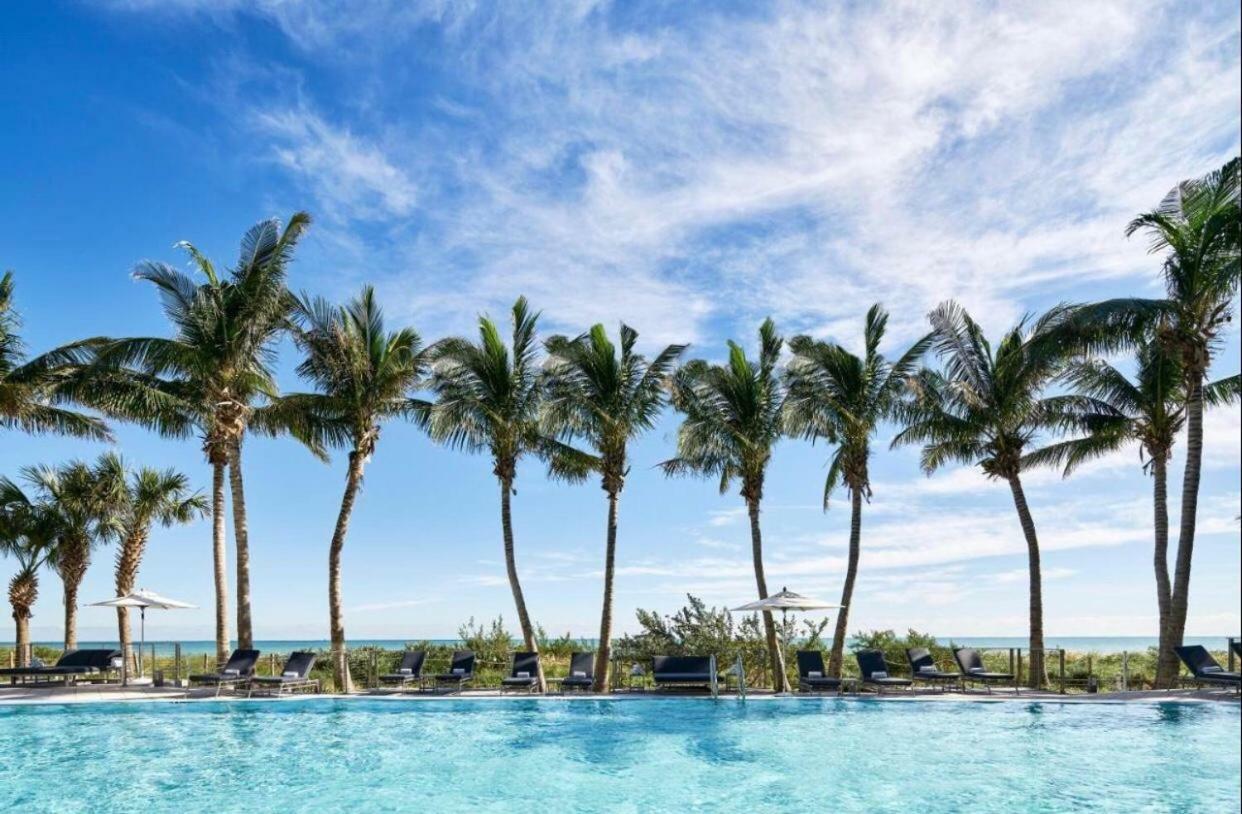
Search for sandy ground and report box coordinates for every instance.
[1,682,1237,707]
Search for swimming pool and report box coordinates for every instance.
[2,698,1238,812]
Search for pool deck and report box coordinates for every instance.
[1,683,1237,707]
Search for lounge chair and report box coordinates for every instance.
[431,650,475,694]
[652,655,718,694]
[377,650,428,691]
[247,652,320,697]
[1231,641,1241,662]
[500,651,541,693]
[1175,645,1241,690]
[559,651,596,692]
[795,650,842,694]
[953,648,1017,694]
[0,649,121,686]
[187,649,260,696]
[906,647,961,691]
[855,649,912,693]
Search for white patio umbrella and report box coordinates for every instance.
[733,587,843,693]
[90,589,196,681]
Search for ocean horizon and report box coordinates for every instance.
[7,635,1237,656]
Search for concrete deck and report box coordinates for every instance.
[2,683,1237,707]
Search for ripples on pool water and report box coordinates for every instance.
[2,698,1238,813]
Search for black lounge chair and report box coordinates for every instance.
[906,647,961,691]
[432,650,475,693]
[377,650,428,691]
[559,651,596,692]
[0,649,121,686]
[855,649,912,693]
[187,649,260,696]
[795,650,842,694]
[652,655,718,694]
[1175,645,1241,690]
[953,648,1017,694]
[500,651,541,693]
[248,652,320,697]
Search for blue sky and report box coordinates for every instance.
[1,0,1239,643]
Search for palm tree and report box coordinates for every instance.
[0,479,57,666]
[93,453,207,674]
[95,213,311,663]
[427,297,580,692]
[1067,158,1239,678]
[1023,345,1240,686]
[542,324,686,691]
[893,302,1088,688]
[280,286,429,693]
[661,319,790,691]
[784,305,931,677]
[0,271,111,443]
[19,460,118,651]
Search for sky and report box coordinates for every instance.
[1,0,1239,644]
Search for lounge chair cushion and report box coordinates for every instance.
[282,671,299,678]
[1201,665,1222,673]
[452,667,465,674]
[871,671,887,679]
[515,671,530,678]
[808,670,822,677]
[572,670,587,677]
[398,668,413,675]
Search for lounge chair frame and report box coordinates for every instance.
[499,651,541,694]
[855,649,913,694]
[1175,645,1241,693]
[431,650,476,695]
[795,650,844,695]
[376,650,429,692]
[652,655,719,697]
[906,647,962,693]
[247,652,320,697]
[953,648,1018,695]
[186,649,261,697]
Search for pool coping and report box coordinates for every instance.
[2,685,1237,708]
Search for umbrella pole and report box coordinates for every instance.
[139,607,146,679]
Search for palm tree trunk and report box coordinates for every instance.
[115,529,147,676]
[1006,473,1045,689]
[828,488,863,678]
[1151,455,1178,688]
[1168,374,1203,676]
[500,475,545,692]
[56,537,90,652]
[746,496,789,692]
[228,440,254,650]
[211,461,230,666]
[62,575,80,652]
[593,489,620,693]
[328,451,365,694]
[9,572,37,667]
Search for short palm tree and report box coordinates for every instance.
[95,213,310,663]
[662,319,790,691]
[427,297,580,692]
[542,324,686,691]
[280,286,429,693]
[0,271,111,443]
[1066,157,1239,678]
[92,453,207,674]
[0,480,57,666]
[19,460,118,651]
[1024,345,1239,686]
[894,302,1087,688]
[784,305,931,677]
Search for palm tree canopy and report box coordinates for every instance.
[542,323,687,491]
[1063,157,1240,368]
[0,478,58,574]
[84,213,311,457]
[277,285,430,458]
[17,459,122,567]
[785,304,931,506]
[91,452,208,531]
[661,319,783,501]
[428,296,587,482]
[0,271,111,441]
[893,301,1097,479]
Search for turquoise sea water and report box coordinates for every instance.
[1,698,1237,813]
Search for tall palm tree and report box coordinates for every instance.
[93,453,207,674]
[542,324,686,691]
[20,460,118,651]
[784,305,931,677]
[280,286,429,693]
[1067,158,1239,676]
[427,297,580,693]
[1023,345,1240,686]
[95,213,311,663]
[661,319,790,691]
[893,302,1088,688]
[0,479,57,666]
[0,271,111,443]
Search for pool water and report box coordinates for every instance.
[2,698,1238,812]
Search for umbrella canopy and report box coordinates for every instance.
[732,587,841,613]
[90,588,196,610]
